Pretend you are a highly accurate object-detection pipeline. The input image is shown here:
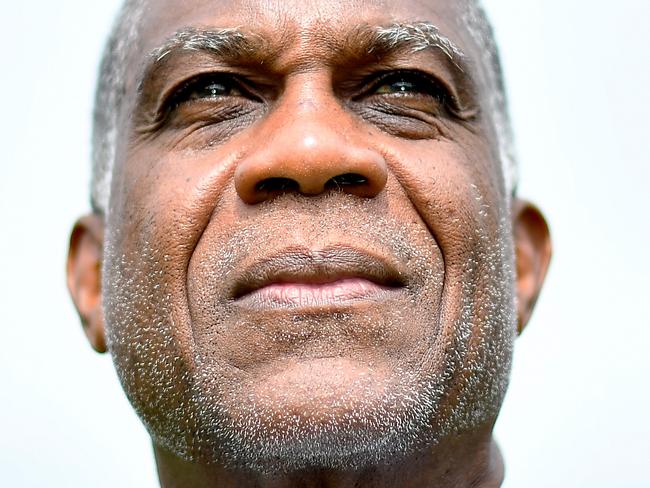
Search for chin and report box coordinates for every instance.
[179,355,451,474]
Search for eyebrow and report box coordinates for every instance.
[365,23,467,72]
[147,21,468,72]
[151,27,263,63]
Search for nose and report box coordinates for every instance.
[234,103,388,204]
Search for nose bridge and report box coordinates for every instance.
[279,76,349,145]
[234,75,388,204]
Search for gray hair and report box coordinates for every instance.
[91,0,146,215]
[91,0,515,215]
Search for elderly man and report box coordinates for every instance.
[67,0,551,485]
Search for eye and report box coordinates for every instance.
[367,71,449,104]
[167,74,248,109]
[374,77,427,95]
[347,70,462,140]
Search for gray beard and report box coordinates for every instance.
[188,363,451,472]
[104,207,515,475]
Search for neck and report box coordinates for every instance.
[153,429,504,488]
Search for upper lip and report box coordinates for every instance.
[231,245,407,300]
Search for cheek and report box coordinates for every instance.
[377,132,505,253]
[109,142,246,296]
[378,134,516,373]
[102,146,243,423]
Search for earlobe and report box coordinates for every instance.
[67,213,106,353]
[512,199,552,335]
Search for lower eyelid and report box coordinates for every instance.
[165,111,259,151]
[350,105,445,138]
[364,96,445,115]
[141,102,252,135]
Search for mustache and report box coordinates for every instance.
[194,193,436,296]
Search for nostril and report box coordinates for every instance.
[325,173,368,190]
[255,177,300,194]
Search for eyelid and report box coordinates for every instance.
[158,72,260,116]
[357,69,481,121]
[356,70,449,99]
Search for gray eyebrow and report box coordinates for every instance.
[367,22,467,72]
[148,22,466,69]
[151,26,258,62]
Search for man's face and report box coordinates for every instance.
[101,0,517,472]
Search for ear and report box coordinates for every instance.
[512,199,552,335]
[67,213,106,353]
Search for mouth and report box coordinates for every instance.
[231,246,407,309]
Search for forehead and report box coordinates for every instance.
[136,0,478,60]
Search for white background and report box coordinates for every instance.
[1,1,648,486]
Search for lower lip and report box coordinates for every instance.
[239,278,394,308]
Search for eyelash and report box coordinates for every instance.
[357,70,454,108]
[168,69,449,98]
[164,74,257,112]
[158,69,458,132]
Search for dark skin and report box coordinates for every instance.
[68,0,551,486]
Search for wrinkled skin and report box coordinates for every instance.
[67,0,552,486]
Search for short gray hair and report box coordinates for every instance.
[91,0,145,215]
[91,0,515,215]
